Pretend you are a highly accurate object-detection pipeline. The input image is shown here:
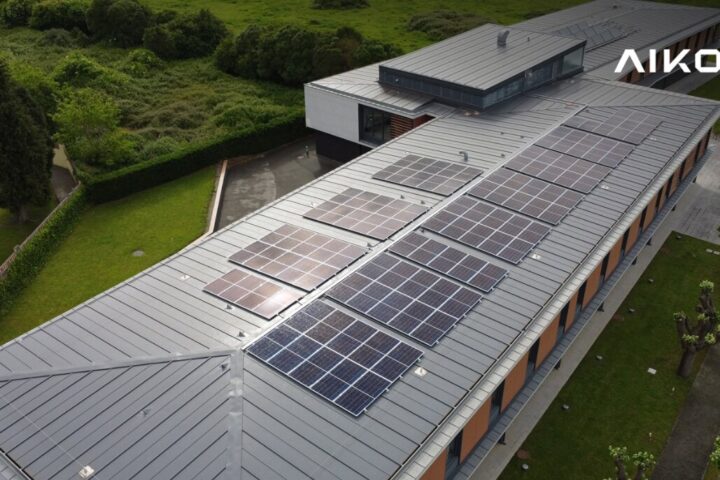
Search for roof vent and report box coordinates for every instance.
[79,466,95,479]
[497,30,510,47]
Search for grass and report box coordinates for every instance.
[690,75,720,134]
[499,233,720,480]
[0,166,216,345]
[0,201,56,263]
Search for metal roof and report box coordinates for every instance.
[1,2,719,479]
[380,24,584,91]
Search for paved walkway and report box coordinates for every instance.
[215,136,335,230]
[652,346,720,480]
[50,146,77,202]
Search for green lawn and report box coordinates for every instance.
[0,202,55,263]
[690,75,720,134]
[0,166,216,345]
[500,234,720,480]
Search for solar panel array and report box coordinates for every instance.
[389,232,508,292]
[563,109,661,145]
[423,196,551,264]
[506,145,611,194]
[553,20,629,50]
[372,155,483,196]
[328,253,481,346]
[204,269,303,319]
[229,225,367,291]
[535,126,634,168]
[248,300,422,416]
[468,168,584,225]
[304,188,428,240]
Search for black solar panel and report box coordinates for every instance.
[373,155,483,196]
[535,126,634,168]
[230,225,367,291]
[328,253,481,346]
[563,108,661,145]
[553,20,629,50]
[304,188,428,240]
[248,300,422,416]
[506,145,611,194]
[422,196,550,264]
[389,232,508,292]
[204,269,303,319]
[468,168,584,225]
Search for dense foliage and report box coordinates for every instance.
[143,9,227,59]
[86,0,150,46]
[407,10,488,40]
[311,0,368,10]
[29,0,88,32]
[216,25,400,85]
[0,60,53,222]
[1,0,35,26]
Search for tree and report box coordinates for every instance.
[710,436,720,472]
[86,0,150,46]
[1,0,35,27]
[674,280,718,377]
[144,9,227,59]
[0,60,53,223]
[606,446,655,480]
[29,0,89,32]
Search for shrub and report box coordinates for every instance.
[8,61,59,123]
[37,27,78,46]
[119,48,162,77]
[51,52,127,91]
[29,0,88,32]
[86,0,150,47]
[311,0,368,9]
[407,10,488,40]
[1,0,35,26]
[144,9,228,59]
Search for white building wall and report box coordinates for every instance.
[304,86,360,143]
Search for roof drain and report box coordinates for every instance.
[497,30,510,47]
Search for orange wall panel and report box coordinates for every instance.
[460,400,491,462]
[537,315,560,365]
[670,168,681,195]
[606,241,623,278]
[626,216,642,251]
[421,449,448,480]
[644,193,658,228]
[583,264,603,308]
[565,292,579,329]
[501,352,529,411]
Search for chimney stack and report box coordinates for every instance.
[497,30,510,47]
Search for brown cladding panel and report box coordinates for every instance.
[565,292,579,329]
[501,352,529,411]
[421,449,448,480]
[460,400,492,462]
[626,216,642,251]
[671,168,682,195]
[537,315,560,365]
[606,240,623,278]
[583,264,603,307]
[644,192,658,227]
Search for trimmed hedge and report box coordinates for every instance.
[81,110,307,203]
[0,187,87,318]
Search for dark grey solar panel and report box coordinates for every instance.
[229,225,367,291]
[422,196,550,264]
[468,168,584,225]
[328,253,481,346]
[390,231,508,292]
[203,269,303,319]
[506,145,611,194]
[553,20,629,50]
[248,300,422,416]
[373,154,483,196]
[563,108,661,145]
[535,126,634,168]
[304,188,428,240]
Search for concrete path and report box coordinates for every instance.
[215,136,335,230]
[50,146,77,202]
[652,346,720,480]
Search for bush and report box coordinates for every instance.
[37,27,82,47]
[119,48,162,77]
[86,0,150,47]
[82,110,306,203]
[29,0,88,32]
[312,0,368,9]
[1,0,35,26]
[51,52,127,91]
[0,188,86,318]
[407,10,488,40]
[144,9,227,59]
[8,61,59,123]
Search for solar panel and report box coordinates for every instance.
[535,126,634,167]
[304,188,428,240]
[229,225,367,291]
[204,269,303,319]
[468,168,584,225]
[506,145,611,194]
[422,196,550,264]
[373,155,483,196]
[248,300,422,416]
[328,253,481,346]
[389,231,508,292]
[553,20,629,50]
[563,109,661,145]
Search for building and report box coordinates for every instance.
[0,1,719,479]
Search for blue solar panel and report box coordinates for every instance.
[248,300,422,416]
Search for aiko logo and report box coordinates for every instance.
[615,48,720,74]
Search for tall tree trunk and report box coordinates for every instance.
[678,348,695,378]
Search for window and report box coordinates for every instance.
[526,341,540,383]
[489,382,505,426]
[600,255,610,284]
[445,433,463,479]
[557,304,569,341]
[621,230,630,257]
[576,283,587,317]
[483,77,523,108]
[359,106,391,145]
[560,47,584,75]
[640,207,648,231]
[525,62,554,89]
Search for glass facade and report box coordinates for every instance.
[561,47,584,75]
[525,61,555,89]
[359,106,392,145]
